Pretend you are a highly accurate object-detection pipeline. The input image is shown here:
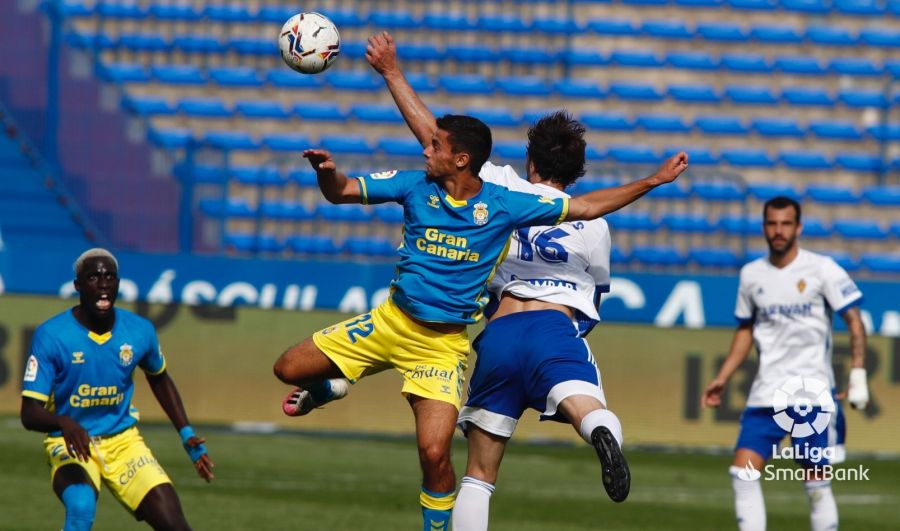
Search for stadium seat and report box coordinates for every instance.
[373,204,405,223]
[229,37,277,56]
[496,76,551,97]
[862,186,900,206]
[326,9,366,28]
[493,141,527,159]
[533,15,580,34]
[631,246,686,266]
[718,214,759,235]
[446,44,500,64]
[610,49,664,68]
[691,182,743,201]
[319,135,371,155]
[694,115,749,135]
[377,137,423,157]
[589,18,639,36]
[805,25,858,47]
[368,9,419,29]
[223,233,256,252]
[289,169,318,188]
[799,217,831,237]
[721,53,772,73]
[343,236,397,257]
[832,219,887,239]
[752,117,805,138]
[747,182,799,200]
[178,98,231,118]
[859,27,900,48]
[118,32,168,51]
[465,107,520,127]
[236,100,290,120]
[867,123,900,141]
[262,133,311,152]
[667,84,722,104]
[209,66,262,87]
[259,200,311,221]
[689,248,742,267]
[609,82,663,101]
[751,24,803,44]
[664,147,719,165]
[223,199,255,218]
[339,41,367,59]
[636,113,691,133]
[805,184,859,204]
[660,213,715,233]
[604,211,657,231]
[696,22,748,42]
[822,251,859,272]
[581,111,635,131]
[204,4,251,21]
[123,95,175,116]
[266,69,323,89]
[230,166,264,185]
[829,57,883,77]
[203,131,259,151]
[397,42,443,61]
[152,64,207,85]
[725,85,778,105]
[176,163,225,184]
[606,144,661,164]
[721,148,775,167]
[641,20,692,39]
[98,62,150,83]
[349,104,404,124]
[666,51,719,70]
[835,152,882,172]
[808,120,863,140]
[554,79,606,98]
[294,102,347,121]
[838,88,887,108]
[563,48,609,66]
[172,35,221,54]
[327,71,381,91]
[861,253,900,273]
[647,182,691,199]
[256,5,295,23]
[782,0,830,14]
[405,72,438,93]
[610,247,629,264]
[148,128,192,148]
[781,87,835,106]
[774,56,826,76]
[478,14,529,33]
[439,74,493,95]
[780,150,833,170]
[834,0,884,16]
[316,202,372,223]
[422,12,470,31]
[503,46,558,66]
[287,235,340,255]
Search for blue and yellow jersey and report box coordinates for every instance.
[21,308,167,437]
[357,169,568,324]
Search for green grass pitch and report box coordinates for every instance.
[1,418,898,530]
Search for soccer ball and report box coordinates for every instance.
[278,12,341,75]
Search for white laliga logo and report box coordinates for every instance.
[737,460,761,481]
[771,376,834,438]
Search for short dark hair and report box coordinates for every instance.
[527,111,586,188]
[435,114,492,175]
[763,195,801,223]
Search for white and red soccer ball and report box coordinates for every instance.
[278,12,341,74]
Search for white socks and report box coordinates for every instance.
[730,466,766,531]
[806,480,838,531]
[452,476,494,531]
[579,409,623,448]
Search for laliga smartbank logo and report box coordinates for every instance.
[771,376,834,438]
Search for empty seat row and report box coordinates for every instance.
[222,232,397,257]
[200,197,402,223]
[602,0,900,18]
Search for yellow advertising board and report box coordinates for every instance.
[1,295,897,453]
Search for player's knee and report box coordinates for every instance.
[418,442,450,470]
[61,483,96,531]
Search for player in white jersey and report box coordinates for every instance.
[703,196,869,531]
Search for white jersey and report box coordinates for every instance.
[479,162,611,337]
[735,249,863,407]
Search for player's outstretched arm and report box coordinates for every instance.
[20,397,92,462]
[146,371,215,482]
[566,152,689,221]
[304,149,360,204]
[842,306,869,409]
[702,323,754,408]
[366,31,436,147]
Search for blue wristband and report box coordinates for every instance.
[178,425,207,463]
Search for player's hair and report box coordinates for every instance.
[74,248,119,276]
[527,111,586,188]
[435,114,492,175]
[763,196,802,223]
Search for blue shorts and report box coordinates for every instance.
[458,310,605,438]
[736,399,846,467]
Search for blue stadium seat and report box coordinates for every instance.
[533,15,580,35]
[439,74,494,95]
[445,45,500,63]
[589,18,639,36]
[349,104,404,124]
[327,71,381,91]
[563,48,609,66]
[340,41,367,59]
[774,55,826,76]
[373,205,404,224]
[503,46,558,66]
[718,214,760,235]
[859,27,900,48]
[478,14,530,33]
[838,88,887,108]
[609,82,663,101]
[636,113,690,133]
[117,32,168,51]
[288,169,318,188]
[781,86,835,106]
[747,182,799,200]
[319,135,372,155]
[493,141,527,159]
[641,20,692,40]
[405,72,438,93]
[833,219,887,240]
[148,128,192,148]
[262,133,311,152]
[98,62,150,83]
[833,0,884,16]
[324,9,366,28]
[722,149,775,168]
[236,100,290,119]
[835,152,882,172]
[805,25,858,47]
[287,235,340,255]
[691,182,744,201]
[123,95,175,115]
[496,76,551,96]
[805,184,859,204]
[726,85,778,105]
[465,106,520,127]
[209,66,262,87]
[728,0,778,11]
[660,213,715,233]
[554,79,606,98]
[266,69,323,89]
[631,246,686,266]
[422,12,470,31]
[893,222,900,238]
[178,98,231,117]
[667,84,722,103]
[751,24,803,44]
[377,137,423,157]
[223,198,255,218]
[676,0,724,7]
[752,117,805,138]
[799,217,831,238]
[666,51,719,71]
[610,49,664,68]
[782,0,830,14]
[230,166,264,185]
[316,202,372,223]
[397,42,443,61]
[223,233,256,252]
[229,36,277,56]
[581,111,635,131]
[721,53,772,73]
[256,6,295,23]
[808,120,863,140]
[610,247,629,264]
[647,182,691,199]
[665,147,719,165]
[368,9,419,29]
[605,212,657,231]
[152,64,207,85]
[696,22,748,42]
[867,123,900,141]
[260,201,312,221]
[862,186,900,206]
[172,35,221,53]
[343,236,397,257]
[690,248,742,267]
[606,144,661,164]
[294,101,347,121]
[779,150,832,170]
[203,131,259,150]
[694,115,749,135]
[829,57,883,77]
[861,253,900,274]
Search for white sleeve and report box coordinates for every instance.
[734,267,756,323]
[479,161,540,194]
[820,258,863,314]
[584,219,611,293]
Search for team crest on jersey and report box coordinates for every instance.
[119,344,133,366]
[71,352,85,364]
[369,170,397,180]
[797,279,806,293]
[472,202,489,225]
[427,195,440,208]
[24,355,38,381]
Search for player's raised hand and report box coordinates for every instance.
[702,379,725,408]
[652,151,689,185]
[303,149,336,174]
[186,435,215,482]
[365,31,398,76]
[59,416,92,462]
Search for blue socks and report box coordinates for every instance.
[61,483,96,531]
[420,487,455,531]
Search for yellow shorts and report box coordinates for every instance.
[44,426,171,512]
[313,298,470,408]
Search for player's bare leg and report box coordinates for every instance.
[135,484,191,531]
[274,338,349,416]
[730,448,767,531]
[453,426,507,531]
[559,395,630,502]
[410,395,458,531]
